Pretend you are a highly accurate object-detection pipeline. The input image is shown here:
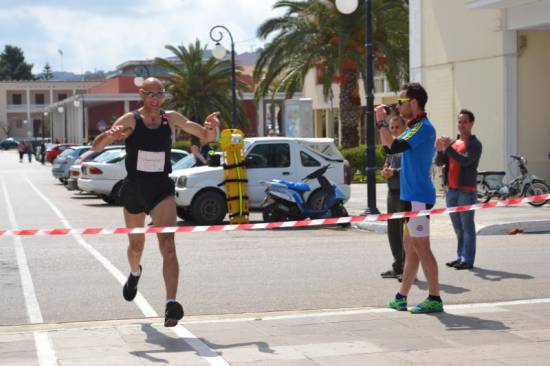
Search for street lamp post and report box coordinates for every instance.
[335,0,379,214]
[209,25,237,129]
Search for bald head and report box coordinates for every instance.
[142,77,164,91]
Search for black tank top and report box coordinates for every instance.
[125,110,172,179]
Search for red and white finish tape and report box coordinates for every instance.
[1,194,548,237]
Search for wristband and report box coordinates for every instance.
[377,120,389,129]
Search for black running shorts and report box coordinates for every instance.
[119,175,175,215]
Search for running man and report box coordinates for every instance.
[375,82,443,314]
[90,77,219,326]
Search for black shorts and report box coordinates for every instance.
[119,175,175,215]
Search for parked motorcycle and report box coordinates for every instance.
[261,165,349,223]
[477,155,549,207]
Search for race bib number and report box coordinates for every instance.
[136,150,165,172]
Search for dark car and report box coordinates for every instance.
[0,137,20,150]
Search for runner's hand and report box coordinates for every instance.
[374,105,389,126]
[106,125,128,140]
[204,112,220,131]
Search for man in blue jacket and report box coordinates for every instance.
[376,82,443,314]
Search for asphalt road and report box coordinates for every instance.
[1,149,549,328]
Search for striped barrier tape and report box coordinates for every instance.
[0,194,548,237]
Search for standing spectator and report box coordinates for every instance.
[190,136,213,167]
[380,116,407,281]
[17,142,25,163]
[39,141,47,165]
[435,109,482,270]
[376,82,443,314]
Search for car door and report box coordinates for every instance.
[246,142,297,207]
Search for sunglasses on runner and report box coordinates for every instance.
[143,91,165,98]
[397,98,411,106]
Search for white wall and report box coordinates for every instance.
[517,30,550,182]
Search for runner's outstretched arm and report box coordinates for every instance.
[166,111,219,142]
[91,113,136,152]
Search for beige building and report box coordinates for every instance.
[0,80,100,141]
[411,0,550,181]
[302,68,398,144]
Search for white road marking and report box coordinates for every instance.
[2,179,58,366]
[24,176,231,366]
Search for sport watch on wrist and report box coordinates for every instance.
[377,120,389,129]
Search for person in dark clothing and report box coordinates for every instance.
[25,142,33,163]
[190,136,213,167]
[380,116,407,280]
[435,109,482,270]
[89,77,219,327]
[39,141,46,164]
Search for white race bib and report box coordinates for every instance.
[136,150,165,173]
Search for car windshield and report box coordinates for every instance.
[93,149,125,163]
[58,148,74,158]
[172,154,196,170]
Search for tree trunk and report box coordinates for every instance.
[339,69,361,148]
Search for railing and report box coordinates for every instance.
[6,104,48,113]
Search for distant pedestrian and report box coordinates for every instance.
[267,129,278,137]
[380,116,407,281]
[25,142,33,163]
[39,141,46,165]
[435,109,482,270]
[17,142,25,163]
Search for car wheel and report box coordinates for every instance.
[176,207,194,221]
[191,191,227,225]
[110,181,123,205]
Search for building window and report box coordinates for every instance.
[12,94,22,105]
[16,120,23,129]
[35,94,45,105]
[57,93,67,101]
[374,78,385,94]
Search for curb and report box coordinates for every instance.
[477,220,550,235]
[354,220,550,236]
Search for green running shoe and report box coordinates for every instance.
[409,298,444,314]
[389,296,408,311]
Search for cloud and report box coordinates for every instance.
[0,1,282,74]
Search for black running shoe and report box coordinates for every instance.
[122,265,142,302]
[164,301,184,327]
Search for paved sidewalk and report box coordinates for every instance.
[347,184,550,235]
[2,299,550,365]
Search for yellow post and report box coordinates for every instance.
[219,129,249,224]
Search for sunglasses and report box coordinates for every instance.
[143,91,165,98]
[397,98,411,106]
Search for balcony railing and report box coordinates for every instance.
[6,104,48,113]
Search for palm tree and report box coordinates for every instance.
[254,0,408,147]
[155,40,251,129]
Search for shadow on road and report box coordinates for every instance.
[430,312,510,331]
[470,267,534,282]
[130,323,275,363]
[415,280,470,294]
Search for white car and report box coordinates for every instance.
[78,149,188,204]
[170,137,351,225]
[66,146,125,191]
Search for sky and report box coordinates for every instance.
[0,0,282,74]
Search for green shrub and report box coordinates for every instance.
[339,144,387,176]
